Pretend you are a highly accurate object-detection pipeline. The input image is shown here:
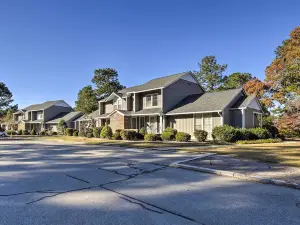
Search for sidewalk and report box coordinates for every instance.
[171,154,300,190]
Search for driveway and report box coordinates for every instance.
[1,140,300,225]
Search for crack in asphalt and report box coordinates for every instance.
[0,190,57,197]
[66,175,90,184]
[101,186,202,224]
[119,196,163,214]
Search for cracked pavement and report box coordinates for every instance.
[1,140,300,225]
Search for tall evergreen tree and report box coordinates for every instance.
[92,68,125,99]
[75,85,98,114]
[0,81,13,110]
[195,56,227,91]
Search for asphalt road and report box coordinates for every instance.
[0,140,300,225]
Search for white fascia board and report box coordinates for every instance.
[166,110,222,115]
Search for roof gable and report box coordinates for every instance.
[23,100,71,111]
[118,72,191,94]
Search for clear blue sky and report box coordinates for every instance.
[1,0,299,108]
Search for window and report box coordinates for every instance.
[152,94,158,106]
[132,117,137,129]
[37,113,43,120]
[145,94,159,108]
[140,117,145,129]
[146,95,152,108]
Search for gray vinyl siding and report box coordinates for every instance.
[44,106,73,122]
[245,108,261,128]
[104,101,114,113]
[230,110,242,128]
[163,78,203,113]
[223,91,244,125]
[166,112,221,139]
[137,90,162,111]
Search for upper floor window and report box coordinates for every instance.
[114,99,122,110]
[145,94,159,108]
[37,113,43,120]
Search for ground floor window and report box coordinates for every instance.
[131,117,137,129]
[253,112,262,128]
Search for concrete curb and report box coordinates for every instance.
[170,158,300,190]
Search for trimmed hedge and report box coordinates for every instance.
[236,138,281,144]
[120,130,137,140]
[175,132,191,142]
[93,127,102,138]
[213,125,273,143]
[112,129,122,140]
[164,127,177,135]
[139,127,147,137]
[79,131,86,137]
[16,130,22,135]
[100,125,113,139]
[73,130,79,136]
[248,128,271,140]
[6,130,17,135]
[161,132,175,141]
[30,130,36,135]
[65,128,74,136]
[40,130,46,136]
[194,130,208,142]
[212,125,240,143]
[144,133,157,141]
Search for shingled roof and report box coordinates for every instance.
[46,111,83,124]
[23,100,68,111]
[118,72,192,94]
[231,94,256,108]
[166,88,243,114]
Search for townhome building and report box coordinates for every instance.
[76,72,263,139]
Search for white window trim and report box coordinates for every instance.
[253,112,263,128]
[131,117,137,129]
[144,94,160,108]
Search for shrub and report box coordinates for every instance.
[175,132,191,142]
[73,130,79,136]
[161,132,175,141]
[120,130,137,140]
[139,127,147,136]
[65,128,74,136]
[79,131,86,137]
[52,131,57,136]
[22,130,29,135]
[249,128,271,140]
[112,129,122,140]
[100,125,113,139]
[16,130,23,135]
[164,127,177,136]
[6,130,16,135]
[39,130,46,136]
[112,133,122,140]
[30,130,36,135]
[212,125,240,143]
[236,128,256,140]
[144,133,157,141]
[236,138,282,144]
[86,132,93,138]
[194,130,208,142]
[93,127,102,138]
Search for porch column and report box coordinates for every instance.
[79,121,81,131]
[260,114,263,128]
[159,115,163,133]
[162,115,166,131]
[242,108,246,128]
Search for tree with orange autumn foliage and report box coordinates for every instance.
[265,26,300,104]
[243,77,272,108]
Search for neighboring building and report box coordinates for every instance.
[77,71,263,139]
[12,100,82,132]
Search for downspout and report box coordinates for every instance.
[218,111,223,125]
